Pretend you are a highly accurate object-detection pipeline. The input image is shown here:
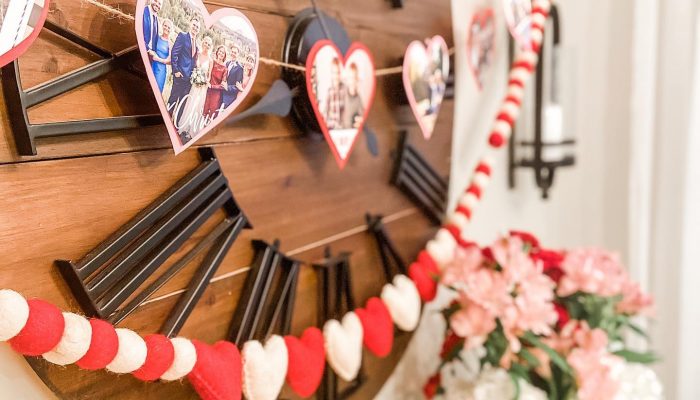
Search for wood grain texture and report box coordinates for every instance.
[0,0,453,398]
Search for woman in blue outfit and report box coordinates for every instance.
[150,19,173,92]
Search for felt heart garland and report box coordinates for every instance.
[241,335,288,400]
[284,327,326,398]
[305,40,376,169]
[381,275,422,332]
[189,340,243,400]
[355,297,394,358]
[323,311,364,381]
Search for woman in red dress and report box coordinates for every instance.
[203,45,228,119]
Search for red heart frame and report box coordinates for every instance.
[305,40,376,169]
[0,0,50,68]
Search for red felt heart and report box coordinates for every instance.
[188,340,242,400]
[409,261,438,302]
[305,40,376,169]
[284,327,325,398]
[355,297,393,358]
[0,0,50,68]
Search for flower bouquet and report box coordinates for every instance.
[190,67,208,87]
[424,232,661,400]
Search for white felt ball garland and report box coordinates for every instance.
[0,289,29,341]
[43,312,92,365]
[160,337,197,381]
[106,328,148,374]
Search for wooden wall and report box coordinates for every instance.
[0,0,453,398]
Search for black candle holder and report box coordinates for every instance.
[508,4,575,199]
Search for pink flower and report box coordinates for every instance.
[449,300,497,349]
[617,280,654,315]
[441,245,484,287]
[567,324,622,400]
[558,248,627,297]
[463,269,513,314]
[513,294,558,336]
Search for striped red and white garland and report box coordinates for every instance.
[0,1,550,399]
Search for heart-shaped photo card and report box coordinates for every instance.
[502,0,532,51]
[467,8,496,90]
[402,36,450,140]
[136,0,259,154]
[305,40,376,169]
[0,0,50,68]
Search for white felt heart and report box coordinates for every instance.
[241,335,288,400]
[381,275,422,331]
[323,312,363,381]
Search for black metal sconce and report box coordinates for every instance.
[508,4,574,199]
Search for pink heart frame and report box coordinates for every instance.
[0,0,50,68]
[502,0,532,51]
[467,8,496,90]
[402,36,450,140]
[135,0,259,154]
[305,40,376,169]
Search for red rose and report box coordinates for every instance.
[509,230,541,249]
[423,372,441,399]
[440,332,463,360]
[554,302,570,330]
[533,249,565,283]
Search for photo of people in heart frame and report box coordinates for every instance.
[307,42,375,167]
[138,0,258,153]
[502,0,532,50]
[0,0,49,67]
[404,37,449,139]
[467,9,496,89]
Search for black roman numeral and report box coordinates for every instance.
[1,20,161,156]
[392,131,448,225]
[227,240,300,345]
[56,148,249,337]
[313,248,366,400]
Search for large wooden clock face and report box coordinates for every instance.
[0,0,454,398]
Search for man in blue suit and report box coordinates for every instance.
[142,0,162,57]
[221,43,244,108]
[167,16,200,136]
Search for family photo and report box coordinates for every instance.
[468,10,496,88]
[503,0,532,49]
[0,0,46,56]
[405,39,449,137]
[140,0,258,152]
[309,45,375,163]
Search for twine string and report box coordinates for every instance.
[80,0,454,76]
